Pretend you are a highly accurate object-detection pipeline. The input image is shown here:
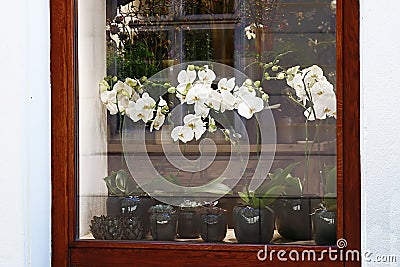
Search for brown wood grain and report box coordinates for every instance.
[51,0,75,265]
[70,247,346,267]
[341,1,361,267]
[50,0,361,266]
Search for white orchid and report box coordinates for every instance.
[158,96,167,107]
[171,114,207,143]
[186,83,210,105]
[310,95,337,120]
[285,64,337,122]
[220,90,237,111]
[287,73,308,105]
[310,79,335,103]
[237,93,264,119]
[194,101,210,118]
[100,89,118,115]
[218,77,235,91]
[99,79,110,92]
[126,93,155,123]
[100,64,274,145]
[171,125,194,143]
[197,65,216,85]
[234,84,256,99]
[113,80,133,98]
[150,107,166,132]
[176,67,196,102]
[183,114,206,140]
[303,65,324,88]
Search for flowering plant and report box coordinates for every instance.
[261,57,337,190]
[100,64,274,144]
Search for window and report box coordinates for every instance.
[51,0,360,266]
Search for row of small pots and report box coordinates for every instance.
[92,196,336,245]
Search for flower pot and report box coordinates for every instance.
[177,210,201,239]
[313,210,337,245]
[90,215,143,240]
[149,205,178,241]
[200,213,227,242]
[106,196,155,238]
[233,206,275,244]
[274,195,320,240]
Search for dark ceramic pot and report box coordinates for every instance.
[90,215,143,240]
[106,196,155,238]
[177,210,201,239]
[313,210,337,245]
[274,195,320,240]
[233,206,275,244]
[200,213,227,242]
[149,206,178,241]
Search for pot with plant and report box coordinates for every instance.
[199,201,227,242]
[233,164,300,244]
[149,204,178,241]
[90,215,143,240]
[176,199,202,239]
[256,58,337,241]
[103,169,155,238]
[273,163,321,241]
[312,166,337,245]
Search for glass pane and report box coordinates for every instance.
[78,0,337,245]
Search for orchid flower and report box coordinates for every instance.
[303,65,324,88]
[183,114,206,140]
[150,107,166,132]
[100,89,118,115]
[176,67,196,102]
[237,93,264,119]
[113,80,133,98]
[171,125,194,143]
[310,80,335,103]
[126,93,156,123]
[197,66,216,85]
[218,77,235,91]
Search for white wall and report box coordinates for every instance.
[361,0,400,266]
[0,0,399,266]
[78,0,108,237]
[0,0,50,266]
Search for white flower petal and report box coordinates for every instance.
[194,101,210,118]
[100,90,116,104]
[237,102,252,119]
[171,125,194,143]
[198,67,216,84]
[158,97,167,107]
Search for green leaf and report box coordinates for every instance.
[284,175,303,196]
[324,192,337,211]
[115,170,129,192]
[262,185,286,207]
[325,167,337,194]
[189,176,232,195]
[238,191,249,206]
[255,162,300,196]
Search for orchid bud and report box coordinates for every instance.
[168,87,176,93]
[277,72,285,80]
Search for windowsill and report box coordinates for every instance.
[80,229,316,246]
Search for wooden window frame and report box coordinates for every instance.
[51,0,360,266]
